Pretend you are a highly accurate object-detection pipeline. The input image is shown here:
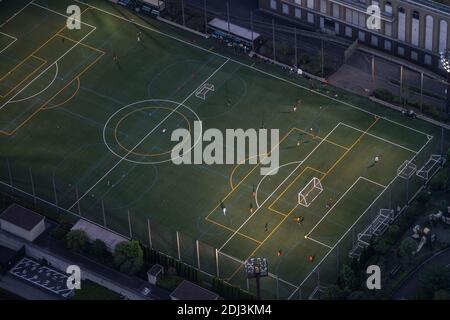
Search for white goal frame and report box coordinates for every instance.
[397,160,417,180]
[195,83,215,100]
[298,177,323,207]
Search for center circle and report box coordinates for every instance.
[114,106,191,157]
[103,99,202,165]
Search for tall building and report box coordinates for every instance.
[258,0,450,75]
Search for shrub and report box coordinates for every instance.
[373,88,395,103]
[65,230,88,253]
[90,239,108,260]
[113,240,144,275]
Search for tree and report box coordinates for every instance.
[398,237,416,259]
[339,264,355,290]
[320,285,348,300]
[90,239,108,260]
[373,238,391,255]
[113,240,144,275]
[420,265,450,298]
[66,230,88,253]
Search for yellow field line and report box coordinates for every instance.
[0,56,47,98]
[321,118,379,181]
[205,217,261,244]
[268,166,325,211]
[226,204,299,281]
[0,49,104,136]
[268,207,288,217]
[229,153,268,190]
[56,33,105,54]
[42,76,80,110]
[205,128,295,221]
[293,127,349,151]
[225,118,380,282]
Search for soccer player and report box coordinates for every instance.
[249,203,253,214]
[220,201,227,216]
[294,216,304,225]
[113,52,118,62]
[277,249,283,257]
[308,255,315,262]
[137,31,142,43]
[264,223,268,232]
[326,198,333,210]
[252,184,256,198]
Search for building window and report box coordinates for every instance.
[358,12,366,28]
[282,3,289,15]
[358,31,365,42]
[424,54,432,65]
[384,40,392,51]
[270,0,277,10]
[320,0,327,14]
[294,0,301,4]
[398,7,406,42]
[385,1,392,15]
[307,12,314,24]
[345,26,352,38]
[307,0,314,9]
[295,8,301,18]
[439,20,448,53]
[411,51,418,61]
[371,35,379,47]
[332,3,339,19]
[425,16,434,51]
[398,46,405,56]
[385,22,392,37]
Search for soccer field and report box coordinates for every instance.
[0,0,447,299]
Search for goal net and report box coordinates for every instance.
[298,177,323,207]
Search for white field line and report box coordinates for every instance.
[218,123,342,252]
[339,122,420,154]
[0,31,17,54]
[218,250,298,289]
[10,62,59,103]
[305,177,382,238]
[31,1,96,29]
[68,59,230,211]
[255,161,303,208]
[0,25,97,111]
[0,0,34,28]
[288,135,434,299]
[74,0,433,140]
[359,176,388,188]
[0,179,131,240]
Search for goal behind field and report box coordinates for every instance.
[298,177,323,207]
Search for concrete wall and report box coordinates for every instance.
[0,219,45,242]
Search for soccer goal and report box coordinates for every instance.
[417,155,445,180]
[397,160,417,180]
[195,83,215,100]
[298,177,323,207]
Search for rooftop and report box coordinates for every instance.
[0,204,44,231]
[170,280,219,300]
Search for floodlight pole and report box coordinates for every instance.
[255,274,261,300]
[294,27,298,67]
[203,0,207,33]
[420,72,424,113]
[250,11,254,52]
[181,0,185,26]
[227,1,230,35]
[272,19,276,61]
[446,71,450,114]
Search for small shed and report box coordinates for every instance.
[0,204,45,242]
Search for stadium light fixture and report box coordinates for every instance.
[440,49,450,113]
